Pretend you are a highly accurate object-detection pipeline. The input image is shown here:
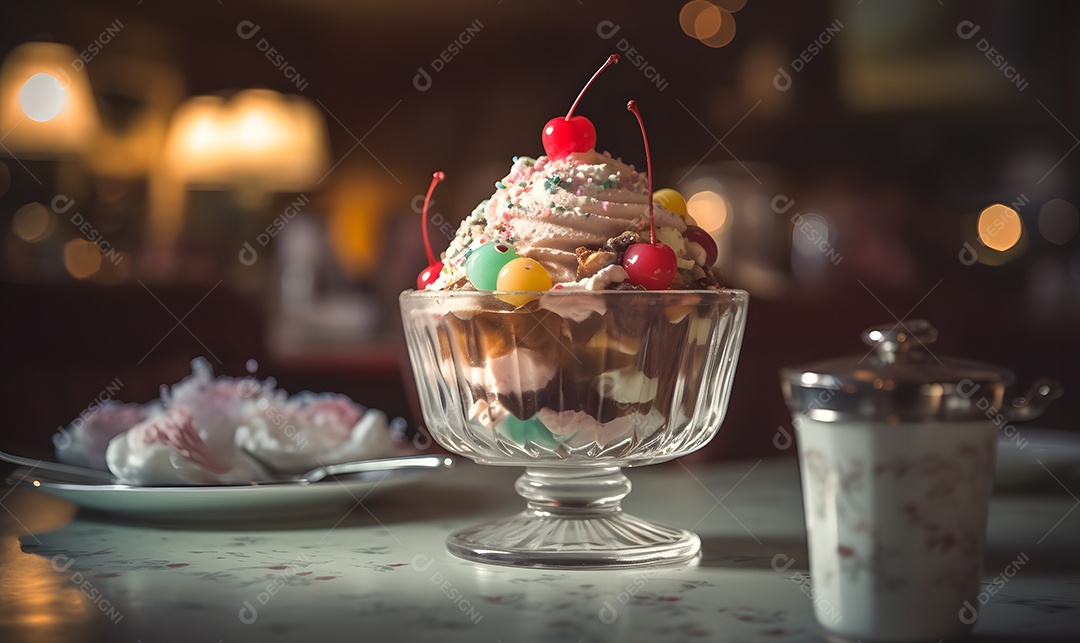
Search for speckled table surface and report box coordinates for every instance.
[1,457,1077,643]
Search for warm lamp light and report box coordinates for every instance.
[0,42,100,158]
[164,95,230,183]
[164,89,329,192]
[977,204,1023,252]
[687,190,730,233]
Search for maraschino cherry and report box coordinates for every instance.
[684,225,719,267]
[653,187,718,265]
[416,171,446,290]
[622,100,677,290]
[541,54,620,160]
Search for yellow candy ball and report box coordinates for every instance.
[495,257,552,307]
[652,188,688,218]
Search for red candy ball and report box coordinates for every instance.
[542,116,596,160]
[622,242,677,290]
[417,261,443,290]
[684,225,718,267]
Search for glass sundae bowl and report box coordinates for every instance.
[400,288,748,568]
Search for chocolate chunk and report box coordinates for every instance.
[566,312,605,344]
[497,376,563,420]
[607,298,651,341]
[592,395,625,424]
[496,390,540,420]
[602,231,640,262]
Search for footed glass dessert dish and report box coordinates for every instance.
[400,289,748,568]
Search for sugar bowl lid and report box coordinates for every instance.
[780,320,1062,423]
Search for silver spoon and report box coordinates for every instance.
[2,448,453,486]
[0,449,116,483]
[241,448,454,483]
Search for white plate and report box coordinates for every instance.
[995,428,1080,488]
[5,456,453,521]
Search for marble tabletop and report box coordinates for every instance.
[1,457,1078,643]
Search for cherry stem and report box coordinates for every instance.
[422,171,446,265]
[626,100,656,245]
[565,54,620,121]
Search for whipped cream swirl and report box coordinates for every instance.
[431,150,686,287]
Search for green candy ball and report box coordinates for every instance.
[466,242,520,290]
[502,414,560,449]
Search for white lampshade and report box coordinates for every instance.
[164,89,329,192]
[0,42,101,158]
[163,95,230,184]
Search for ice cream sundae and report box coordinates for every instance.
[404,55,735,461]
[399,54,748,567]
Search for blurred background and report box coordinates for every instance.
[0,0,1077,459]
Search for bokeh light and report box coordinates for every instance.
[165,90,328,191]
[791,213,835,281]
[977,204,1023,252]
[12,202,54,242]
[681,1,716,39]
[19,72,66,122]
[792,213,832,255]
[234,98,286,155]
[700,9,737,48]
[694,4,723,40]
[0,43,100,156]
[187,112,221,154]
[1037,198,1079,245]
[681,1,742,48]
[63,239,102,279]
[686,190,729,233]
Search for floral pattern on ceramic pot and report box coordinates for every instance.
[801,433,995,594]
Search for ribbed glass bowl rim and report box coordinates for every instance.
[400,288,749,301]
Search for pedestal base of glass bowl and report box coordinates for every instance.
[446,466,700,569]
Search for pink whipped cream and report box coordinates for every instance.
[429,150,691,288]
